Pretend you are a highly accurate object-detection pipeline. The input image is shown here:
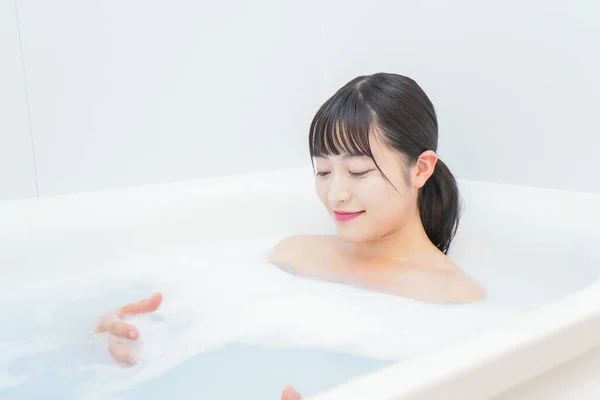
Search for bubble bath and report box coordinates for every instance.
[1,236,538,399]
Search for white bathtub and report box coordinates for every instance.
[1,166,599,399]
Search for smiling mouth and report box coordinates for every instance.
[333,211,365,222]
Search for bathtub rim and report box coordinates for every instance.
[2,165,600,234]
[307,277,600,400]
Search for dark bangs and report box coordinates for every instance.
[308,82,376,160]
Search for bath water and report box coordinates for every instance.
[0,239,540,399]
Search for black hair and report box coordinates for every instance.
[308,73,460,254]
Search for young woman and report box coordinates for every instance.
[95,73,485,399]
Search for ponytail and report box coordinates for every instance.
[418,159,460,254]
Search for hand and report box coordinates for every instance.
[95,292,163,365]
[96,292,303,400]
[281,385,302,400]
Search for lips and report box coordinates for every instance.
[333,210,365,222]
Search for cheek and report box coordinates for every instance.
[363,180,411,222]
[314,180,328,205]
[359,179,398,209]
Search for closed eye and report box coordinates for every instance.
[350,169,373,177]
[316,171,330,177]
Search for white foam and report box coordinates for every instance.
[0,238,544,398]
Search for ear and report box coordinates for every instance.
[412,150,438,189]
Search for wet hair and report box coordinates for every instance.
[308,73,460,254]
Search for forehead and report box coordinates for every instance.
[314,153,370,161]
[312,124,403,167]
[314,142,398,166]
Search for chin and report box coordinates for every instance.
[335,228,371,244]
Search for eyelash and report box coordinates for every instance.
[316,170,372,178]
[350,171,369,177]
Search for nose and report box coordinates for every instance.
[326,175,351,207]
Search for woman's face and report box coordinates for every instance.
[314,135,421,243]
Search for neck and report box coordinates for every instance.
[340,213,436,261]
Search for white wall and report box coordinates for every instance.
[0,0,37,200]
[15,0,324,197]
[1,0,599,200]
[322,0,600,194]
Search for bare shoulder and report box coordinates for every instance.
[424,253,486,303]
[447,275,486,303]
[268,234,327,261]
[268,234,334,275]
[268,235,486,304]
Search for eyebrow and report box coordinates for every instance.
[315,154,368,160]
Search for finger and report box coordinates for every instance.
[96,311,124,333]
[120,292,163,315]
[281,385,302,400]
[96,313,138,339]
[108,340,138,365]
[109,319,140,340]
